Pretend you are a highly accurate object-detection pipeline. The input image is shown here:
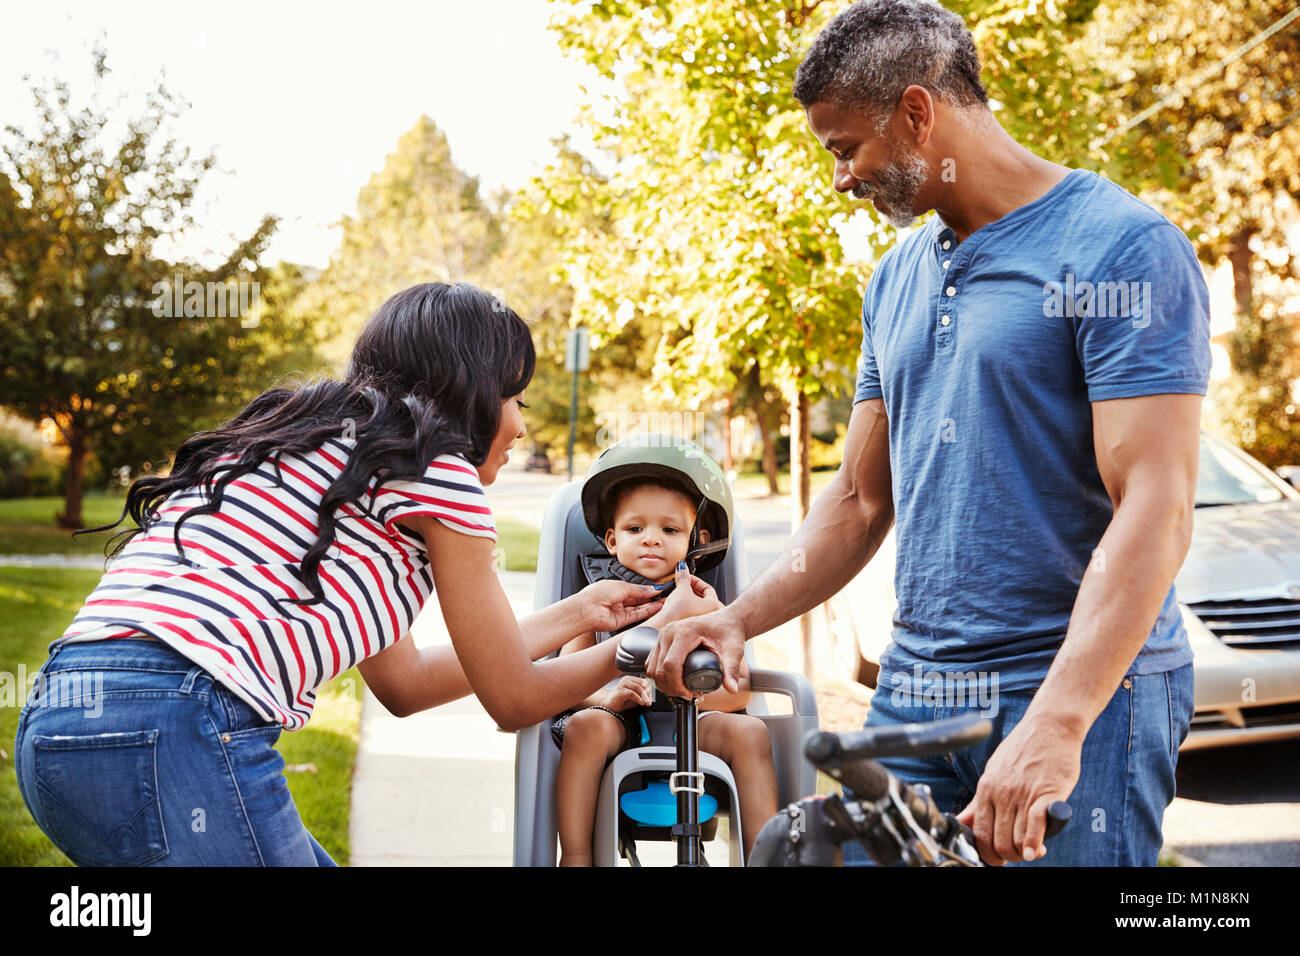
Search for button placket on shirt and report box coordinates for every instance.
[936,231,958,350]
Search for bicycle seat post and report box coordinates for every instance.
[671,694,704,867]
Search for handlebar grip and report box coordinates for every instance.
[1044,801,1071,840]
[615,626,658,676]
[682,647,723,694]
[837,757,892,803]
[951,799,1071,856]
[616,626,722,695]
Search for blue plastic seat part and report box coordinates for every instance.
[620,781,718,827]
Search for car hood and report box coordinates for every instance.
[1178,500,1300,603]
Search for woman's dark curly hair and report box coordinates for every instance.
[79,282,535,605]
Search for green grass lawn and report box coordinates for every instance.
[0,493,133,556]
[0,566,360,866]
[0,567,97,866]
[497,516,541,572]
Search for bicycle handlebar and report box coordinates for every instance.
[614,625,723,695]
[749,716,1072,866]
[806,711,995,765]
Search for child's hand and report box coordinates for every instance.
[603,675,654,711]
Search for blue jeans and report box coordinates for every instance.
[842,662,1195,867]
[14,639,335,866]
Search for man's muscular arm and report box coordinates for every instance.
[957,393,1201,864]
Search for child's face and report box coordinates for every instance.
[604,484,710,583]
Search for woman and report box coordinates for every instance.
[13,282,721,866]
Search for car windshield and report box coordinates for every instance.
[1196,439,1287,506]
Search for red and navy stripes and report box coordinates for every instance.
[55,443,495,730]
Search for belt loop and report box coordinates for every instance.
[180,666,205,694]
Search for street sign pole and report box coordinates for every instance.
[564,327,590,481]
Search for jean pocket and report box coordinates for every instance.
[1166,665,1195,763]
[32,730,169,866]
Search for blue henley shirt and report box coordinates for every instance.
[854,167,1212,695]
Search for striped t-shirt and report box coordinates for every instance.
[54,438,496,730]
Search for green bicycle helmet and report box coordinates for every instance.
[581,433,734,575]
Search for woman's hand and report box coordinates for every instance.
[577,579,666,634]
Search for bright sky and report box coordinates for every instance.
[0,0,596,269]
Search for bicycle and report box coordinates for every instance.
[747,712,1071,866]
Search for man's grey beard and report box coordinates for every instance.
[852,141,929,228]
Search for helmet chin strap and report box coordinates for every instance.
[686,494,707,575]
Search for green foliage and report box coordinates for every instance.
[963,0,1176,190]
[0,44,310,523]
[1088,0,1300,464]
[315,115,504,368]
[0,422,44,497]
[506,140,656,455]
[534,0,1155,434]
[539,0,883,413]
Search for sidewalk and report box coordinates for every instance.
[348,571,535,866]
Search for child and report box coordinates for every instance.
[552,437,779,866]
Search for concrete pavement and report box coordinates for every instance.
[348,570,533,866]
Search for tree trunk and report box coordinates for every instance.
[59,426,88,529]
[759,420,779,495]
[790,385,814,678]
[790,388,811,524]
[721,394,734,474]
[1227,227,1257,373]
[1227,228,1255,320]
[744,364,782,494]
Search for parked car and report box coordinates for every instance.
[525,447,553,474]
[833,431,1300,751]
[1175,432,1300,749]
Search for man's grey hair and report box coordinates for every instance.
[793,0,989,130]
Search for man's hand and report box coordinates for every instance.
[599,675,654,712]
[954,713,1083,864]
[648,562,745,698]
[577,579,665,634]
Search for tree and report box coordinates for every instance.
[506,139,662,463]
[0,46,278,527]
[537,0,1152,673]
[1087,0,1300,466]
[540,2,882,506]
[88,260,338,480]
[314,115,505,368]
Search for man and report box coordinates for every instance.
[648,0,1210,866]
